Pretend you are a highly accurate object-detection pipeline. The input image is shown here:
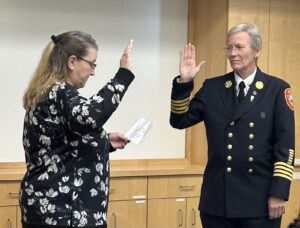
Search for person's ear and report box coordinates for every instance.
[68,55,77,70]
[255,49,261,58]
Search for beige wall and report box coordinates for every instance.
[0,0,188,162]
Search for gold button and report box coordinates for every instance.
[248,168,253,173]
[248,157,254,162]
[226,167,232,173]
[230,121,235,126]
[228,132,233,138]
[249,122,254,128]
[227,155,232,161]
[248,145,254,150]
[249,134,254,140]
[227,144,233,150]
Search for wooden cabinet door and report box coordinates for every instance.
[0,182,20,206]
[17,207,22,228]
[0,206,17,228]
[109,177,147,201]
[186,197,202,228]
[148,198,186,228]
[107,200,147,228]
[148,175,201,199]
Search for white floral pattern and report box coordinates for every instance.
[20,68,134,227]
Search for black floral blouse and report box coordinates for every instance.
[20,68,134,227]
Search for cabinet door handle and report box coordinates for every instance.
[7,219,12,228]
[9,192,19,197]
[191,208,196,225]
[178,209,183,226]
[112,213,117,228]
[179,185,195,191]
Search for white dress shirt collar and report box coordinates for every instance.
[235,68,257,95]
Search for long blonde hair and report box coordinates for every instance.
[23,31,98,111]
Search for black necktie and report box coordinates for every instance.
[238,81,246,103]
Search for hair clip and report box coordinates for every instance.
[51,35,58,44]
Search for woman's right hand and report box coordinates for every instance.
[120,39,134,71]
[108,132,130,150]
[179,43,205,82]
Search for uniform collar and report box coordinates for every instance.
[219,68,267,120]
[234,68,257,90]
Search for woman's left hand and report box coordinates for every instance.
[108,132,130,149]
[268,196,286,219]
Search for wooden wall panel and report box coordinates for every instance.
[187,0,227,164]
[227,0,270,73]
[269,0,300,158]
[189,0,228,83]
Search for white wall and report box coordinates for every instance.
[0,0,187,161]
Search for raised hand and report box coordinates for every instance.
[120,39,134,71]
[179,43,205,82]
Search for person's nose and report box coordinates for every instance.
[90,68,96,76]
[228,48,238,57]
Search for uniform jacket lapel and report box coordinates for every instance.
[219,73,238,119]
[233,68,267,121]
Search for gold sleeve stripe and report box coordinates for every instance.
[171,104,189,110]
[288,149,295,166]
[171,97,190,104]
[274,168,294,176]
[274,162,294,170]
[274,165,294,174]
[289,149,294,155]
[171,107,189,114]
[274,169,294,178]
[171,105,189,112]
[171,100,190,108]
[273,172,293,181]
[273,173,293,181]
[171,98,190,114]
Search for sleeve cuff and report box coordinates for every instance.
[114,68,135,87]
[171,76,194,99]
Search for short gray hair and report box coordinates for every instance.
[227,23,262,51]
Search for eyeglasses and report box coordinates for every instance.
[224,45,246,53]
[76,55,97,69]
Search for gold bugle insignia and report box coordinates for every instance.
[255,81,264,90]
[225,80,232,88]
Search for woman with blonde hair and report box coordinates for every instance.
[20,31,135,228]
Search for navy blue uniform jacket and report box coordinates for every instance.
[170,68,295,218]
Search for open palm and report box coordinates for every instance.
[120,39,134,71]
[180,43,205,82]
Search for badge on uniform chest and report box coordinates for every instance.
[260,112,266,119]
